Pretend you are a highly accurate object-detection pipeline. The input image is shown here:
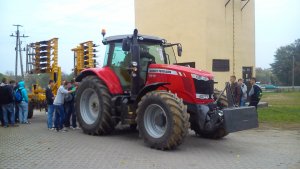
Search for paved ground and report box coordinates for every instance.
[0,111,300,169]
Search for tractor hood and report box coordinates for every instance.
[148,64,214,80]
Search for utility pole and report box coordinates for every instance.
[10,25,29,80]
[292,55,295,89]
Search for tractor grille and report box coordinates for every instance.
[193,79,214,99]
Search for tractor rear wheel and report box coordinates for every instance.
[137,91,189,150]
[76,76,115,135]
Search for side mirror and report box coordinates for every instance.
[122,37,130,51]
[177,44,182,56]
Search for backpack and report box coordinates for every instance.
[64,93,73,102]
[256,85,263,100]
[14,88,23,103]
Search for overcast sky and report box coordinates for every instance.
[0,0,300,75]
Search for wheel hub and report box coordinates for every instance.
[80,88,100,125]
[144,104,167,138]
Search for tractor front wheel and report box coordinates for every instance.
[137,91,189,150]
[75,76,115,135]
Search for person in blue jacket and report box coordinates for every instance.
[18,81,30,124]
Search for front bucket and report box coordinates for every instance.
[223,106,258,133]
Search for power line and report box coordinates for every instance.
[10,24,29,80]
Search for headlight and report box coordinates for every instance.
[196,94,210,99]
[218,110,224,116]
[191,74,209,81]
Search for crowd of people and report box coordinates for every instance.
[46,80,80,132]
[0,78,29,128]
[229,75,262,108]
[0,77,81,131]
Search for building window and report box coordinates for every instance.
[212,59,230,72]
[176,62,195,68]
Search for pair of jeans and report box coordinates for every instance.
[15,103,19,122]
[18,101,28,123]
[2,103,15,126]
[240,99,246,107]
[47,105,54,129]
[0,105,4,126]
[54,104,64,130]
[249,98,260,109]
[64,102,77,128]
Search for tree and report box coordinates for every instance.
[0,73,6,81]
[255,68,279,85]
[24,74,50,91]
[271,39,300,86]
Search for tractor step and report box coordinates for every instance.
[223,106,258,133]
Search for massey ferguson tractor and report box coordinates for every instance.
[75,29,258,150]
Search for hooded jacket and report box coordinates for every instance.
[18,81,28,103]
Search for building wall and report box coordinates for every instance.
[135,0,255,89]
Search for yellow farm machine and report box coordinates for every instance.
[26,38,61,118]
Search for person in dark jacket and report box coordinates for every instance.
[64,80,80,129]
[46,80,55,130]
[0,79,4,126]
[0,78,18,127]
[0,104,3,126]
[249,77,262,109]
[9,80,19,123]
[230,75,241,106]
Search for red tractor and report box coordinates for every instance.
[75,29,258,150]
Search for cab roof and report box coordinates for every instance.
[102,34,166,45]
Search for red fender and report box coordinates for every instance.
[76,67,123,95]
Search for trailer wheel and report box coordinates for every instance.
[137,91,189,150]
[28,101,34,119]
[76,76,115,135]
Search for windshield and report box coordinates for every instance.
[163,45,177,64]
[140,43,166,64]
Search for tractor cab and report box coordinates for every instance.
[102,32,181,95]
[103,35,182,93]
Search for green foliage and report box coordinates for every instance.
[258,92,300,125]
[24,74,50,91]
[255,68,278,84]
[271,39,300,86]
[61,72,75,82]
[0,73,6,82]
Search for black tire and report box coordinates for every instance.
[75,75,115,135]
[28,101,34,119]
[214,89,228,109]
[137,91,189,150]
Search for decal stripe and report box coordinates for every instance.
[148,68,178,75]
